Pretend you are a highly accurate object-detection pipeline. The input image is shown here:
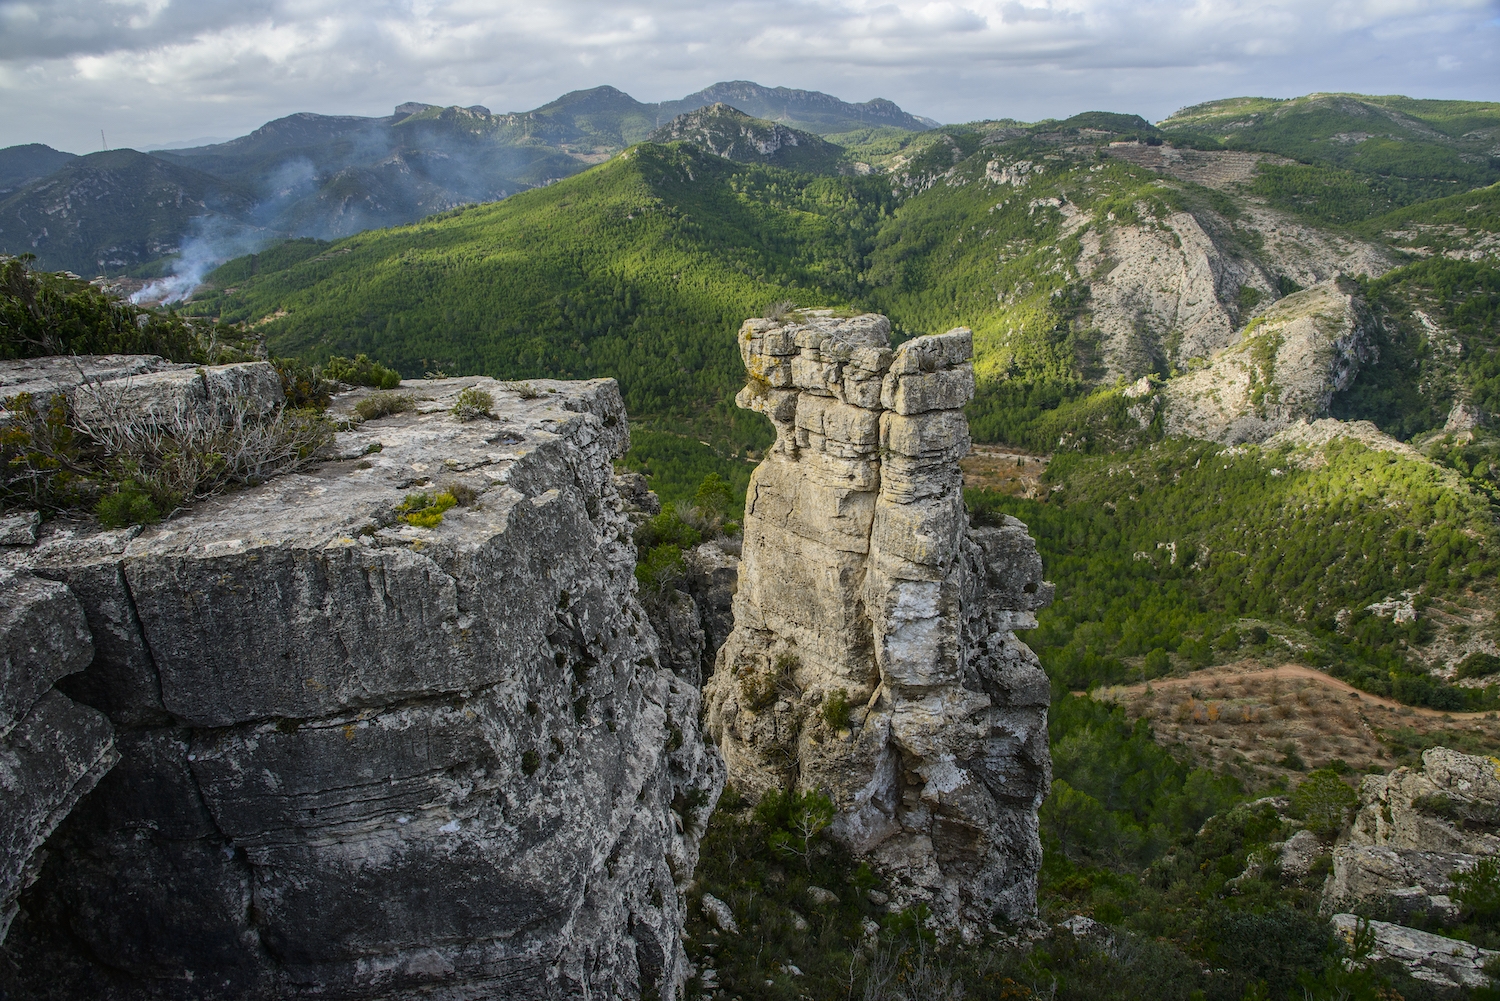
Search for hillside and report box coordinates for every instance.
[181,93,1500,461]
[0,150,254,276]
[0,81,933,278]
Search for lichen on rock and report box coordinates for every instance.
[704,310,1053,937]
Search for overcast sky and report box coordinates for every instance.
[1,0,1497,153]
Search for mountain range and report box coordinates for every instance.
[0,81,936,277]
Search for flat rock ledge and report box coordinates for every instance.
[1332,914,1500,989]
[704,311,1053,938]
[0,374,722,1001]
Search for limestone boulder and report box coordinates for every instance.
[1332,914,1500,989]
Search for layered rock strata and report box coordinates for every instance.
[703,311,1053,935]
[1324,747,1500,922]
[0,375,721,1000]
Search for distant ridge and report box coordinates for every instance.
[646,104,847,173]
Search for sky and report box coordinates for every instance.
[1,0,1497,153]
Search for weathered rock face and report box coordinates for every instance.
[1331,914,1500,990]
[703,310,1053,936]
[0,572,117,944]
[0,376,721,1000]
[1324,748,1500,927]
[1155,279,1378,444]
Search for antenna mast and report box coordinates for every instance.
[100,130,107,151]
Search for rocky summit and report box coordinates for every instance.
[0,371,721,1000]
[704,310,1053,936]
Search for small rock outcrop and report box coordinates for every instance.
[1331,914,1500,990]
[704,310,1053,936]
[0,373,721,1000]
[1323,748,1500,967]
[1156,279,1377,444]
[0,573,117,943]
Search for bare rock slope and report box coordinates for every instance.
[1157,279,1378,443]
[0,373,721,1000]
[703,310,1053,937]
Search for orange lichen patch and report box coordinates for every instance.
[961,447,1049,498]
[1089,662,1500,791]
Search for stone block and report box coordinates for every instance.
[881,365,975,416]
[0,573,93,736]
[887,328,974,375]
[881,410,971,461]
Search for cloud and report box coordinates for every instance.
[0,0,1495,152]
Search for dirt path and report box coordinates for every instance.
[1086,662,1496,720]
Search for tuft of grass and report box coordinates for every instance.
[452,386,494,420]
[821,688,851,730]
[354,392,416,421]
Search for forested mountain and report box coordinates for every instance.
[8,86,1500,999]
[175,89,1500,704]
[0,149,254,275]
[646,104,848,173]
[0,82,933,277]
[0,144,78,196]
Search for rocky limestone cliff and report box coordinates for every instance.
[0,372,721,1000]
[703,310,1053,937]
[1153,279,1378,444]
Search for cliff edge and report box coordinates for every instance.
[0,372,721,1000]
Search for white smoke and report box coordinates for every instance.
[130,158,320,305]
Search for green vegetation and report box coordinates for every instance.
[1289,769,1360,836]
[451,386,493,421]
[1332,259,1500,447]
[396,490,457,528]
[322,352,402,389]
[1,255,205,362]
[353,391,416,421]
[968,435,1500,711]
[1162,94,1500,223]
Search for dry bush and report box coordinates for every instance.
[4,381,332,524]
[354,392,415,421]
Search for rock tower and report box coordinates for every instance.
[704,310,1053,934]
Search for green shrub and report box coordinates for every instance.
[1290,769,1358,836]
[821,688,851,730]
[452,386,494,421]
[322,353,401,389]
[354,392,415,421]
[96,483,162,528]
[1454,857,1500,926]
[1457,653,1500,681]
[273,357,335,410]
[755,789,834,870]
[521,750,540,776]
[635,543,685,593]
[397,490,457,528]
[693,472,734,518]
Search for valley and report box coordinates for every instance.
[3,81,1500,999]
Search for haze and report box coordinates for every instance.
[0,0,1497,153]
